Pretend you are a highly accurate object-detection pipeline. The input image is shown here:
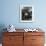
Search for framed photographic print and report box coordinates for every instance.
[20,5,34,22]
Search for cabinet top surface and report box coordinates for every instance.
[3,29,45,33]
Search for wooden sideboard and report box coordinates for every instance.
[2,29,45,46]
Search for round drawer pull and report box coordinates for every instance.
[9,37,14,40]
[32,39,36,40]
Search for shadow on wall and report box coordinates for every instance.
[0,24,7,43]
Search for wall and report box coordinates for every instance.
[0,0,46,29]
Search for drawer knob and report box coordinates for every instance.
[32,39,36,40]
[9,38,14,40]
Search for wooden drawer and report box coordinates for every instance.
[32,36,45,44]
[32,44,44,46]
[24,32,44,36]
[3,43,23,46]
[3,35,23,44]
[3,32,23,36]
[24,36,32,42]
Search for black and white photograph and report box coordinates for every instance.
[20,5,34,22]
